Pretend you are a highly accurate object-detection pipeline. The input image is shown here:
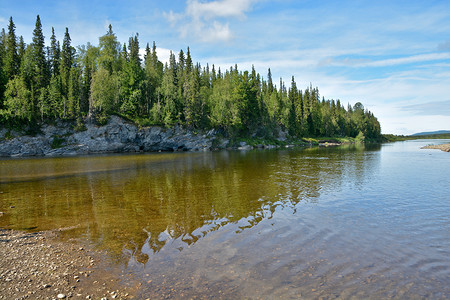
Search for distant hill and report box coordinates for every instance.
[411,130,450,136]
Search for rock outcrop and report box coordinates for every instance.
[0,116,217,157]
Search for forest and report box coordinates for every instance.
[0,15,381,140]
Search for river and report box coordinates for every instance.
[1,140,449,298]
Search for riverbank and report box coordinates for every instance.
[0,116,361,158]
[421,143,450,152]
[0,228,136,299]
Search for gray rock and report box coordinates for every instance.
[238,145,253,151]
[0,116,220,157]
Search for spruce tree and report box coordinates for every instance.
[31,15,49,88]
[185,47,193,74]
[60,27,75,118]
[0,28,5,59]
[0,29,5,107]
[49,27,60,76]
[159,52,178,125]
[67,67,81,118]
[17,36,25,63]
[144,42,161,114]
[5,17,20,80]
[267,68,274,95]
[28,15,49,119]
[287,76,298,135]
[128,34,140,66]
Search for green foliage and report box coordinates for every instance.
[0,15,382,142]
[74,119,87,132]
[2,76,33,122]
[51,135,66,149]
[98,25,121,74]
[90,68,119,115]
[355,131,365,142]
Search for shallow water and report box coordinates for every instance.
[1,140,449,298]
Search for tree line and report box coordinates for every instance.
[0,15,381,139]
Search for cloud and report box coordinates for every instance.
[164,0,257,43]
[139,47,172,65]
[401,100,450,116]
[186,0,254,20]
[322,52,450,68]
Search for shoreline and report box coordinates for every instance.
[421,143,450,152]
[0,116,372,159]
[0,228,136,299]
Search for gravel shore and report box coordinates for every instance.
[0,228,137,300]
[421,143,450,152]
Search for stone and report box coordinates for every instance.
[238,145,253,151]
[0,116,218,157]
[57,293,66,299]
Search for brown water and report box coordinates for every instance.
[1,140,449,299]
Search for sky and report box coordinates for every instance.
[1,0,450,135]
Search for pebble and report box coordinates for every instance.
[1,229,131,299]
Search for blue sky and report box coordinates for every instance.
[2,0,450,134]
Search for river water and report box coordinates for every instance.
[1,140,449,298]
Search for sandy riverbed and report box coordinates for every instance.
[421,143,450,152]
[0,228,138,300]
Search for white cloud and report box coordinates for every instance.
[164,0,257,43]
[186,0,254,20]
[401,100,450,116]
[139,47,172,65]
[164,10,181,25]
[323,52,450,68]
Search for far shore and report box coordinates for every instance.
[421,143,450,152]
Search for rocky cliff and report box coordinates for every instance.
[0,116,222,157]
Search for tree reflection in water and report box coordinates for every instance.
[0,144,379,267]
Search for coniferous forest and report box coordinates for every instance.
[0,16,382,140]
